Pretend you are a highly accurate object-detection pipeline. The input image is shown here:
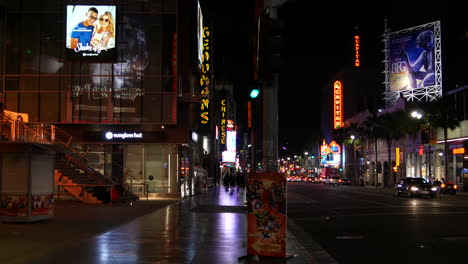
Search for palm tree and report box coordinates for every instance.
[379,110,421,186]
[332,123,364,184]
[363,114,385,187]
[421,97,461,182]
[331,125,348,177]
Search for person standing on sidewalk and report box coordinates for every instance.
[229,170,237,194]
[223,170,231,192]
[236,171,245,193]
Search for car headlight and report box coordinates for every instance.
[410,186,419,191]
[431,187,438,191]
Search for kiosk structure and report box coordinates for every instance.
[0,143,55,222]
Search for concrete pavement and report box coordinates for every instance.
[3,184,465,263]
[1,186,331,264]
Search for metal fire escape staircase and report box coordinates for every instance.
[0,111,139,204]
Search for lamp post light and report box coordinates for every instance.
[411,110,432,180]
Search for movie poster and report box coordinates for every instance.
[66,5,116,60]
[389,26,436,92]
[30,194,54,216]
[247,172,287,258]
[0,195,27,216]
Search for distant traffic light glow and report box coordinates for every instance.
[250,89,260,99]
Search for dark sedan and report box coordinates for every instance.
[433,180,458,195]
[394,177,438,198]
[339,178,351,185]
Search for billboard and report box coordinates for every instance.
[197,1,204,68]
[222,130,236,163]
[66,5,116,60]
[389,26,436,92]
[247,172,287,257]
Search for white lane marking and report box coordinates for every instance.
[336,235,364,240]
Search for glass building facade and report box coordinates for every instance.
[0,0,198,199]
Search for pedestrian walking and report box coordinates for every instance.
[236,171,245,193]
[230,171,237,194]
[223,171,231,192]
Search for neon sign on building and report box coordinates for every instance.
[220,99,227,145]
[333,81,343,129]
[354,35,360,67]
[200,26,210,124]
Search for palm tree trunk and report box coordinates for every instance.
[387,140,392,188]
[444,127,449,182]
[375,138,378,187]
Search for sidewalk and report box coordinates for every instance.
[1,187,324,264]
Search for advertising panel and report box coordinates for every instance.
[197,1,204,68]
[389,26,436,92]
[247,172,287,258]
[222,131,236,163]
[31,195,54,216]
[0,195,27,216]
[66,5,117,60]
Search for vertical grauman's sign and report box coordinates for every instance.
[220,99,227,146]
[200,26,210,125]
[333,81,343,129]
[354,35,360,67]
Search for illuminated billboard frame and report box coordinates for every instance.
[66,5,117,60]
[197,1,204,68]
[222,131,236,163]
[383,21,442,108]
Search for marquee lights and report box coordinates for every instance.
[354,35,360,67]
[220,99,227,145]
[333,81,343,129]
[453,148,465,155]
[200,26,210,124]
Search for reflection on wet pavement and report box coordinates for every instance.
[33,187,250,264]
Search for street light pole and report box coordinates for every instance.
[411,110,432,180]
[350,135,356,185]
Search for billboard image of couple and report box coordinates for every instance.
[66,5,116,60]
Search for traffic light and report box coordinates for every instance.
[250,88,260,99]
[266,18,284,72]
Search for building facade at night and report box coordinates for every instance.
[0,0,221,202]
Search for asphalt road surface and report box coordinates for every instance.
[287,183,468,264]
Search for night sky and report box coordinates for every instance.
[210,1,465,156]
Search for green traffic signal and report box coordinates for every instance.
[250,89,260,99]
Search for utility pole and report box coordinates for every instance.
[263,7,282,173]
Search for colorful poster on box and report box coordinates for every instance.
[0,196,28,217]
[246,172,287,258]
[31,194,54,216]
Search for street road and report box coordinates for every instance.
[287,183,468,263]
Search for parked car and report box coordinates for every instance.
[394,177,438,198]
[433,180,458,195]
[339,178,351,185]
